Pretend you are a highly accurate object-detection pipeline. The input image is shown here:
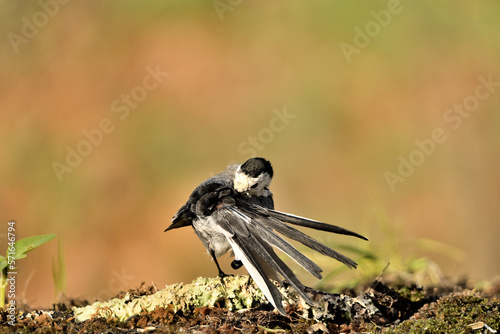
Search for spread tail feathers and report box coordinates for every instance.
[238,205,366,269]
[266,209,369,241]
[215,208,316,315]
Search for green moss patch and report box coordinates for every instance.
[385,292,500,334]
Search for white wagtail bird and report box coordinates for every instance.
[165,157,368,315]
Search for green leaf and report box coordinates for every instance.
[11,234,56,261]
[52,237,66,298]
[0,256,6,272]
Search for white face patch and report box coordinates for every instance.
[234,167,256,192]
[234,166,272,196]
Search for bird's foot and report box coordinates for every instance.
[218,271,233,282]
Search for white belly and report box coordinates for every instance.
[192,216,232,258]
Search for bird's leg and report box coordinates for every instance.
[210,250,232,280]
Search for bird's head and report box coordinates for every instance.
[234,157,273,196]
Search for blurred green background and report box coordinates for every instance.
[1,1,499,307]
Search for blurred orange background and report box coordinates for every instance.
[1,1,499,308]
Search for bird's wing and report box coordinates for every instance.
[213,206,314,315]
[166,165,238,231]
[242,214,323,279]
[237,204,364,269]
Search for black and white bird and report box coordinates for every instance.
[165,157,368,315]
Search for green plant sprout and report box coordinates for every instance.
[1,232,55,308]
[313,194,465,293]
[52,237,67,302]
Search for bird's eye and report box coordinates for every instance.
[251,183,259,189]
